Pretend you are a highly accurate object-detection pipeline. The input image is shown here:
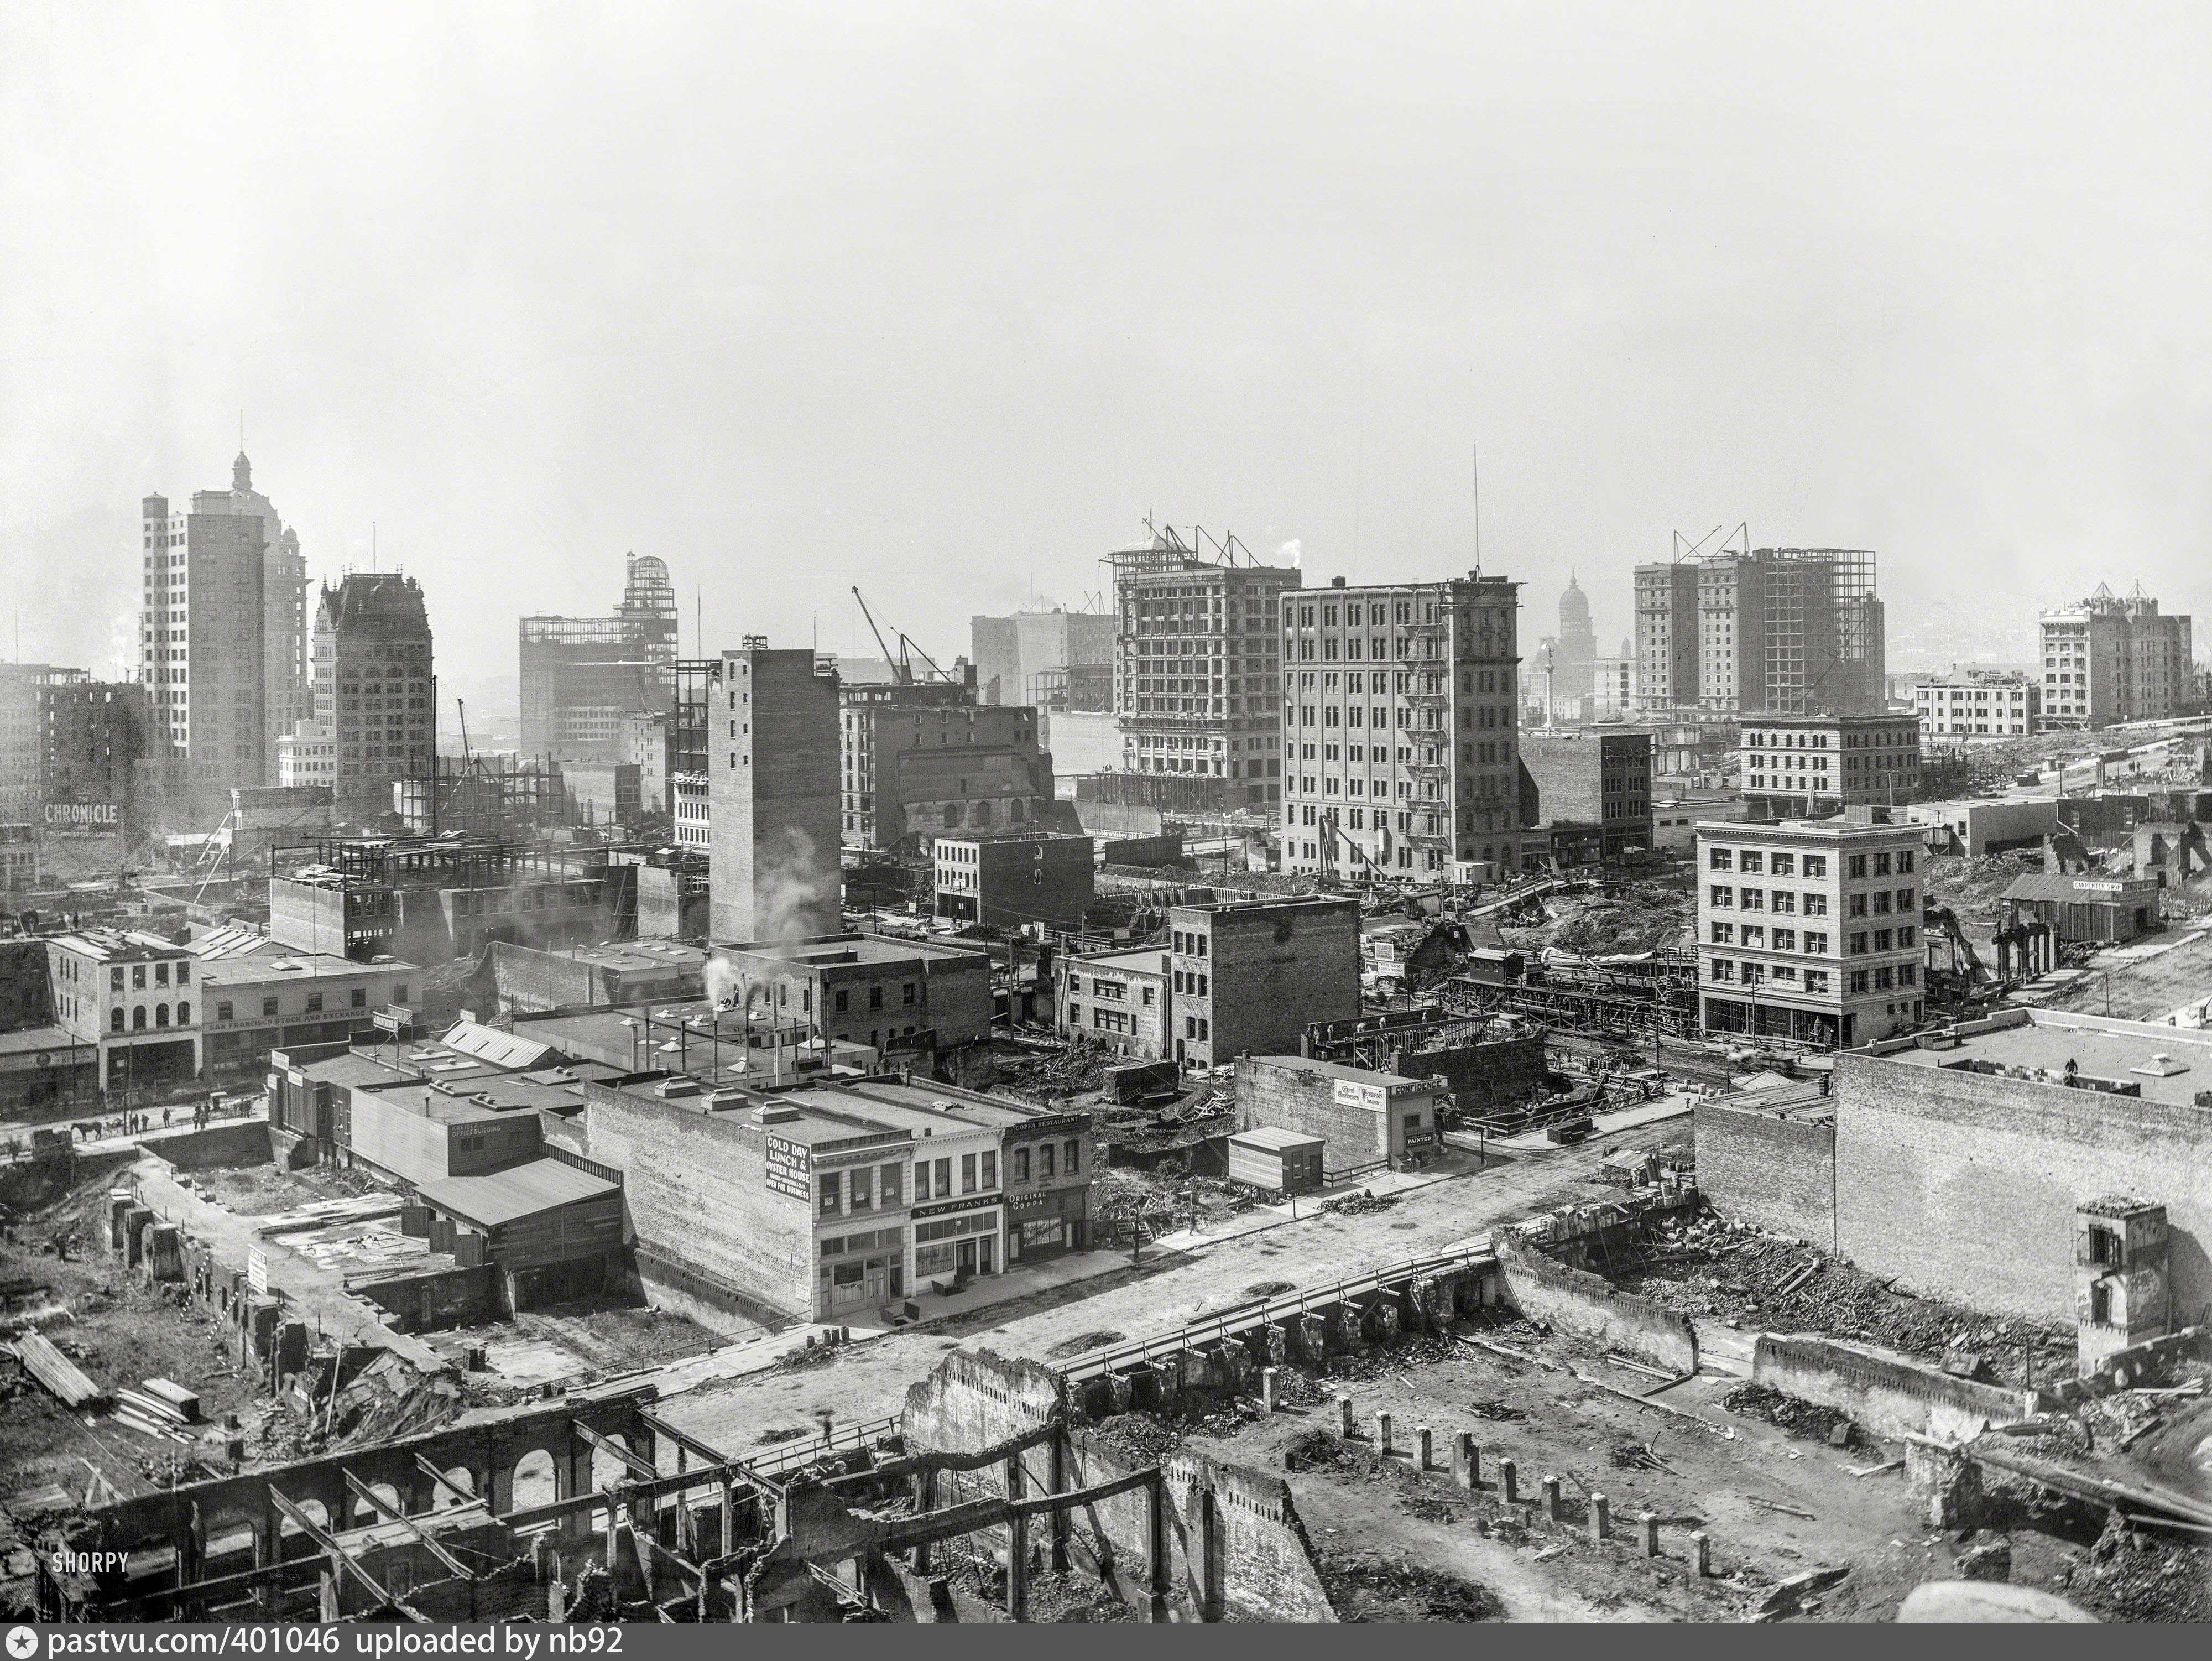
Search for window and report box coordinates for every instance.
[1065,1138,1079,1174]
[1806,931,1829,955]
[834,989,849,1012]
[1710,884,1733,907]
[176,962,190,985]
[1804,893,1828,916]
[880,1163,902,1205]
[351,987,368,1008]
[263,996,279,1018]
[305,993,324,1014]
[177,1002,190,1024]
[1709,847,1733,871]
[869,985,883,1009]
[819,1175,842,1217]
[109,1008,123,1032]
[1014,1147,1031,1183]
[1803,855,1827,878]
[979,1150,997,1189]
[903,982,917,1005]
[1771,853,1794,876]
[1740,851,1763,873]
[216,1001,233,1022]
[848,1167,873,1211]
[961,1153,977,1194]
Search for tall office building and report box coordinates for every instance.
[1554,574,1597,707]
[519,553,681,764]
[971,608,1116,709]
[313,572,436,823]
[1279,572,1525,883]
[1109,525,1301,810]
[709,644,842,941]
[1632,546,1884,718]
[138,453,310,792]
[2039,584,2194,729]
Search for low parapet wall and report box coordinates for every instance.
[1495,1238,1698,1375]
[1752,1334,2037,1443]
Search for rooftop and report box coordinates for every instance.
[47,929,189,962]
[1230,1126,1326,1152]
[1696,815,1922,842]
[1069,946,1171,976]
[1865,1009,2212,1109]
[714,931,989,969]
[198,950,410,987]
[416,1158,618,1230]
[1246,1055,1436,1093]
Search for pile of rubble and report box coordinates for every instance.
[1621,1212,2072,1386]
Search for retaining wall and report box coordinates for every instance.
[137,1120,275,1171]
[1752,1334,2037,1443]
[1495,1239,1697,1374]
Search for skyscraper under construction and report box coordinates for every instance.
[1633,544,1884,718]
[519,553,681,764]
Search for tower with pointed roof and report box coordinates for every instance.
[138,451,310,803]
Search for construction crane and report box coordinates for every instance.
[851,586,951,685]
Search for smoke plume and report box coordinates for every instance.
[754,825,837,944]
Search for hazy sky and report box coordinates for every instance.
[4,2,2207,692]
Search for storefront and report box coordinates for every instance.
[910,1198,1001,1289]
[1005,1185,1087,1264]
[816,1223,906,1318]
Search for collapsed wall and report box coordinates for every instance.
[898,1348,1336,1623]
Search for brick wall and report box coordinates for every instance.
[1234,1059,1387,1170]
[1496,1240,1698,1374]
[1183,899,1359,1066]
[583,1084,813,1321]
[924,952,993,1048]
[1833,1050,2212,1321]
[1695,1102,1837,1250]
[1754,1334,2036,1441]
[1399,1034,1548,1114]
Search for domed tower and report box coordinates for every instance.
[1556,573,1597,706]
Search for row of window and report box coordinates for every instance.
[1709,846,1916,877]
[815,1140,1082,1217]
[1709,921,1916,954]
[1708,959,1918,991]
[1709,884,1916,917]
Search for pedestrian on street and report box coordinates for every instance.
[163,1108,171,1129]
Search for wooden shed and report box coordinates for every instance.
[1227,1128,1326,1197]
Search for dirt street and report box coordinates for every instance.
[653,1121,1688,1453]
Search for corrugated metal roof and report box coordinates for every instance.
[440,1022,558,1070]
[415,1159,617,1229]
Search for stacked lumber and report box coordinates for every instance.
[10,1332,106,1409]
[140,1377,201,1422]
[112,1382,197,1441]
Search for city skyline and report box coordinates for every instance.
[3,5,2208,684]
